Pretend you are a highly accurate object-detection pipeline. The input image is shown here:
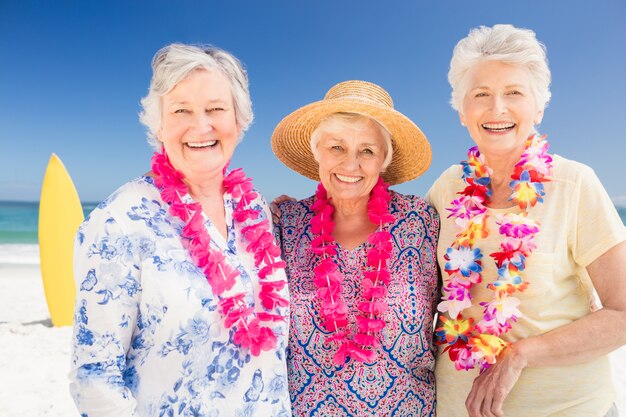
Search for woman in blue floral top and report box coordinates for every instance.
[70,43,291,417]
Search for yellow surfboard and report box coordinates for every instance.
[38,154,84,326]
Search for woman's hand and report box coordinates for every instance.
[464,241,626,417]
[270,195,296,224]
[465,345,528,417]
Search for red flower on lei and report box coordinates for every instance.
[310,177,395,365]
[151,151,288,356]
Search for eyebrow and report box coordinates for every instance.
[166,99,228,106]
[326,137,383,147]
[471,84,527,90]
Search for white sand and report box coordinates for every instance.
[0,245,624,416]
[0,261,78,417]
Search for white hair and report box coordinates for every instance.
[448,24,551,112]
[310,113,393,171]
[139,43,253,150]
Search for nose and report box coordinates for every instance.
[341,151,360,171]
[492,95,508,114]
[193,112,214,134]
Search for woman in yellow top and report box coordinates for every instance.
[427,24,626,417]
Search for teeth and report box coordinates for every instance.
[187,140,217,148]
[482,122,515,130]
[335,174,362,183]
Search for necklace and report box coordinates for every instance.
[436,134,552,371]
[151,151,288,356]
[310,177,396,365]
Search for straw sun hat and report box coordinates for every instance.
[271,80,431,185]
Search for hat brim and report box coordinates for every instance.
[271,98,432,186]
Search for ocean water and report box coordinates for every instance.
[0,201,98,245]
[0,200,625,246]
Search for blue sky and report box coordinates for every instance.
[1,1,625,205]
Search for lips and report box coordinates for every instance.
[186,140,217,148]
[481,122,515,132]
[335,173,363,183]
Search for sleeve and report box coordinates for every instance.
[415,194,442,285]
[256,193,281,247]
[425,197,441,251]
[394,193,442,317]
[273,213,283,252]
[426,199,443,299]
[424,182,438,209]
[257,192,273,226]
[275,200,297,257]
[69,209,141,417]
[424,167,453,214]
[569,164,626,267]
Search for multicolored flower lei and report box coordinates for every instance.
[436,134,552,371]
[151,151,289,356]
[310,177,396,365]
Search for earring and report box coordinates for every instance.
[461,122,466,127]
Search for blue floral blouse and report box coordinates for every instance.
[70,176,291,417]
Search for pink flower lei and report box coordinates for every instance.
[151,151,288,356]
[310,177,396,365]
[436,134,552,371]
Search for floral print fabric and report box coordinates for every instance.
[276,191,439,417]
[70,176,291,417]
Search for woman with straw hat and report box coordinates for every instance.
[271,80,439,416]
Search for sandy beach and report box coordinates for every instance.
[0,244,624,416]
[0,258,78,417]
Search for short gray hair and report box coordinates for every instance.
[448,24,551,112]
[310,113,393,171]
[139,43,253,150]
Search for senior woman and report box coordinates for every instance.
[428,24,626,417]
[69,44,291,416]
[271,80,439,416]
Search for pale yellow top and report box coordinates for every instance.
[427,155,626,417]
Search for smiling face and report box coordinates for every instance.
[158,69,241,186]
[314,118,388,205]
[460,60,544,162]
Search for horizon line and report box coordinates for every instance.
[2,198,626,209]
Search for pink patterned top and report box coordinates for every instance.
[276,191,440,417]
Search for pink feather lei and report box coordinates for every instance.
[151,151,288,356]
[436,134,552,371]
[310,177,396,365]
